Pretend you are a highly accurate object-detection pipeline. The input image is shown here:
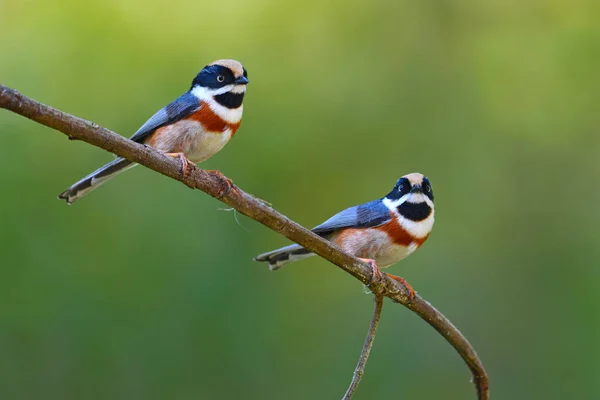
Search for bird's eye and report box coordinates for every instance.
[397,184,404,192]
[425,185,431,193]
[217,75,225,83]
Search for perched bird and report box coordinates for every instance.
[58,59,249,204]
[254,173,435,298]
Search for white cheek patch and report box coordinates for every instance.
[191,85,210,99]
[408,193,425,203]
[408,193,434,209]
[191,85,244,124]
[192,85,235,98]
[383,194,435,239]
[383,193,434,210]
[421,195,434,209]
[230,85,247,94]
[382,194,410,210]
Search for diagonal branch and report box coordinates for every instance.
[343,294,384,400]
[0,84,489,399]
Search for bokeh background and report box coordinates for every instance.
[1,1,599,399]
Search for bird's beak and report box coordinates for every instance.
[234,76,249,85]
[410,184,423,194]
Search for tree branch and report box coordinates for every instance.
[0,84,489,399]
[343,294,384,399]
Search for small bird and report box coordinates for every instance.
[254,173,435,298]
[58,59,249,204]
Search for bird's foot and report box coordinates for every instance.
[206,170,234,197]
[165,153,195,181]
[359,259,416,301]
[385,273,416,301]
[359,258,384,286]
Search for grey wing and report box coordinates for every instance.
[129,91,200,144]
[311,200,391,236]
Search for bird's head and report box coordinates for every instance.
[190,59,248,109]
[384,173,434,222]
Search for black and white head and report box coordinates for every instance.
[190,59,248,120]
[383,173,435,236]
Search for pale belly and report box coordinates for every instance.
[375,243,417,268]
[185,128,233,163]
[149,120,233,163]
[330,228,418,268]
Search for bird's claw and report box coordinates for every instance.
[386,274,416,301]
[165,153,194,178]
[360,258,384,287]
[206,170,234,198]
[359,259,416,301]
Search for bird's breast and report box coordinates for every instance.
[188,103,242,135]
[184,127,234,163]
[331,228,409,268]
[330,213,432,268]
[145,103,241,163]
[377,214,430,247]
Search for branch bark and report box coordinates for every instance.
[0,84,489,399]
[343,294,384,399]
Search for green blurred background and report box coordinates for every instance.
[1,0,599,398]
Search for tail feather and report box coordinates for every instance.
[58,158,135,204]
[254,244,315,270]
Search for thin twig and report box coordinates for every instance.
[0,84,489,399]
[343,294,384,400]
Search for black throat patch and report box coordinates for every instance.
[214,92,245,109]
[397,202,432,222]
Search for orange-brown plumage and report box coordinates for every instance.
[188,102,242,135]
[189,102,227,133]
[58,58,248,204]
[333,228,363,249]
[377,211,430,247]
[144,102,243,161]
[144,125,180,151]
[255,173,435,278]
[331,216,429,263]
[208,59,245,78]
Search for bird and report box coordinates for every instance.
[58,59,249,204]
[254,173,435,298]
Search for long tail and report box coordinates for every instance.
[254,244,315,271]
[58,157,136,204]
